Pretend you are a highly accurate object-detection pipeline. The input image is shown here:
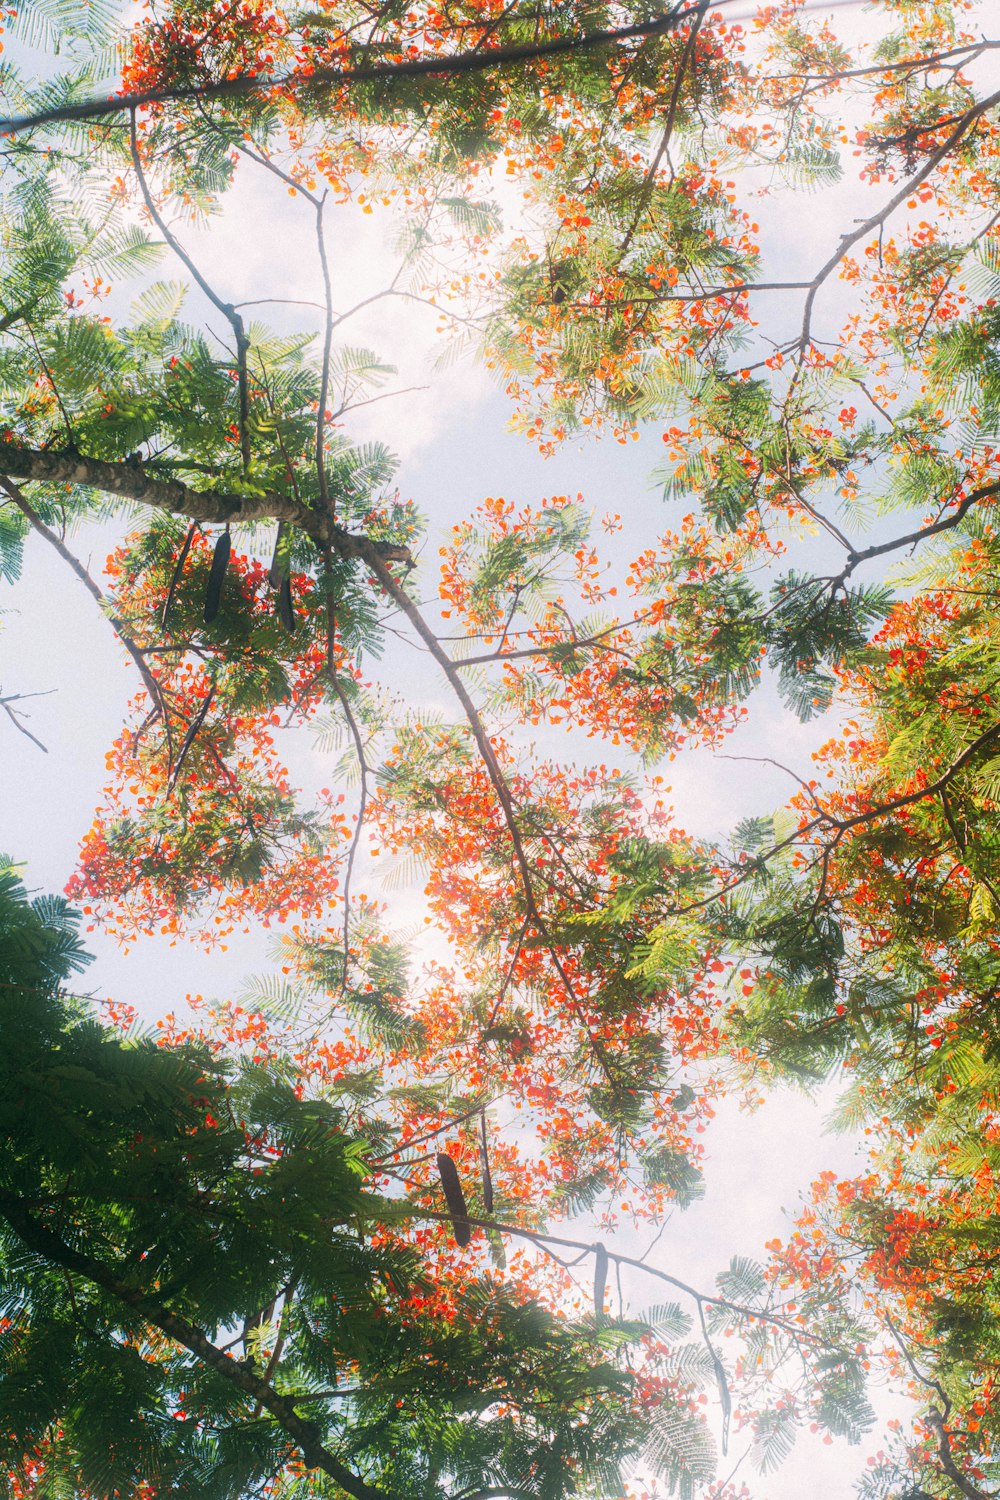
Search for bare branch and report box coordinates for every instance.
[0,690,50,753]
[0,478,170,724]
[798,86,1000,350]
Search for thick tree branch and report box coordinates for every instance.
[925,1408,994,1500]
[0,442,410,561]
[0,2,697,134]
[840,480,1000,577]
[0,1191,399,1500]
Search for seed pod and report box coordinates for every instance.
[488,1229,506,1270]
[436,1152,471,1247]
[203,529,231,625]
[479,1111,494,1214]
[161,522,196,630]
[278,574,296,634]
[593,1243,608,1326]
[268,521,288,589]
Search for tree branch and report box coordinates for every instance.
[925,1408,995,1500]
[0,442,410,561]
[0,690,50,752]
[410,1207,824,1346]
[0,2,698,134]
[798,86,1000,350]
[352,540,620,1084]
[0,1191,400,1500]
[0,478,170,723]
[129,110,252,472]
[618,0,708,257]
[840,480,1000,577]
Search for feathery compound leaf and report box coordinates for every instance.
[751,1405,799,1474]
[644,1402,716,1498]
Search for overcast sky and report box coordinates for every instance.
[3,2,998,1493]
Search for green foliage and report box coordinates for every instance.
[0,867,653,1500]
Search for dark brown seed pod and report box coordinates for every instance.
[278,574,296,634]
[268,521,287,589]
[593,1243,608,1326]
[203,529,231,625]
[161,522,196,630]
[479,1111,494,1214]
[436,1152,471,1247]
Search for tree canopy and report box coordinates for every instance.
[3,0,1000,1497]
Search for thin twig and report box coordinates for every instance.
[798,86,1000,350]
[618,2,708,257]
[1,479,170,728]
[129,109,252,472]
[0,690,50,752]
[355,543,620,1084]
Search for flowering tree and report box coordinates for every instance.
[3,0,1000,1495]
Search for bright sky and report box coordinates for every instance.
[3,2,998,1494]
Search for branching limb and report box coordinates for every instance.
[411,1207,826,1346]
[798,86,1000,350]
[0,1191,400,1500]
[0,478,170,727]
[618,0,709,257]
[0,689,52,752]
[839,480,1000,579]
[129,110,252,473]
[0,1,698,134]
[371,1099,497,1164]
[0,443,411,560]
[353,541,619,1083]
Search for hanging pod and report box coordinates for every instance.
[203,528,231,625]
[592,1243,608,1326]
[270,522,296,634]
[268,521,287,589]
[161,522,196,630]
[479,1111,494,1214]
[436,1152,471,1248]
[278,574,296,634]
